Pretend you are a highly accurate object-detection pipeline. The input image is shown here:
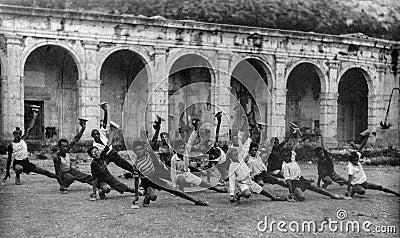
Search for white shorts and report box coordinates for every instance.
[237,180,263,194]
[176,171,202,186]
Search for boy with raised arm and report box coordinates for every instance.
[88,125,138,200]
[204,112,230,184]
[170,119,227,193]
[132,140,208,207]
[150,115,174,167]
[91,102,136,175]
[3,110,57,185]
[228,131,285,203]
[54,119,93,193]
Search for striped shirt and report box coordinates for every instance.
[135,153,155,177]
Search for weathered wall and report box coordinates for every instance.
[0,4,398,149]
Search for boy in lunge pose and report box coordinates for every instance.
[54,119,92,193]
[3,110,57,185]
[88,126,138,200]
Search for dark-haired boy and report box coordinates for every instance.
[345,151,400,199]
[315,147,347,189]
[88,127,138,200]
[54,119,92,193]
[170,132,227,193]
[3,110,57,185]
[282,138,343,202]
[150,116,174,167]
[132,140,208,206]
[228,136,285,203]
[91,103,136,175]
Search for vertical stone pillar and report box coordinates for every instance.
[1,35,24,140]
[320,92,338,148]
[215,51,232,141]
[321,60,340,148]
[271,54,288,140]
[149,47,169,136]
[79,41,100,140]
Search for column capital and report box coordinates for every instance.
[275,53,289,63]
[375,64,388,73]
[154,47,168,55]
[217,51,232,60]
[77,79,101,88]
[320,92,338,100]
[327,60,340,69]
[82,41,99,50]
[3,34,23,45]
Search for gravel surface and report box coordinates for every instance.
[0,158,399,237]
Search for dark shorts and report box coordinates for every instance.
[352,181,383,195]
[13,158,36,174]
[255,171,286,186]
[321,172,347,185]
[291,176,312,191]
[99,175,130,194]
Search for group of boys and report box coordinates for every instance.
[2,104,399,209]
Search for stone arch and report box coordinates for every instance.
[22,43,81,139]
[166,52,216,140]
[20,41,83,80]
[337,66,371,144]
[97,46,155,84]
[230,55,275,91]
[165,50,217,84]
[285,61,326,135]
[99,48,152,146]
[285,59,328,93]
[230,56,274,143]
[336,65,374,95]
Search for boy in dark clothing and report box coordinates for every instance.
[88,127,138,201]
[315,147,347,189]
[266,132,292,178]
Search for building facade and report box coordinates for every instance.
[0,5,399,149]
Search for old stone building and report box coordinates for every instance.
[0,5,398,149]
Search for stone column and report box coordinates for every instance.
[149,47,169,137]
[1,35,24,140]
[79,41,100,140]
[321,60,340,148]
[320,92,338,148]
[271,54,288,140]
[215,51,232,141]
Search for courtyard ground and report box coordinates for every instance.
[0,157,399,238]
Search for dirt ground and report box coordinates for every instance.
[0,158,399,238]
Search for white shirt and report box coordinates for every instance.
[59,153,72,172]
[282,151,301,180]
[347,161,367,185]
[11,140,28,161]
[93,128,113,154]
[228,137,253,195]
[247,154,267,178]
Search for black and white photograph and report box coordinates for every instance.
[0,0,399,237]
